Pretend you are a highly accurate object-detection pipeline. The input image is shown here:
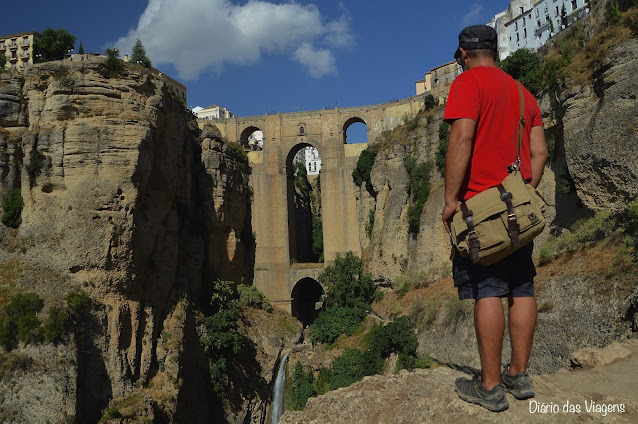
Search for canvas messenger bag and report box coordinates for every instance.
[449,81,546,267]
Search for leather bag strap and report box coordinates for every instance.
[509,81,526,173]
[498,184,521,247]
[460,202,480,264]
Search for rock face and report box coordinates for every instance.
[550,38,638,213]
[281,339,638,424]
[0,60,264,422]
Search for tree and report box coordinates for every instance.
[130,38,152,68]
[105,48,124,78]
[0,53,6,70]
[33,28,76,61]
[78,42,85,55]
[498,48,543,96]
[319,251,376,309]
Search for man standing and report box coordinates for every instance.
[441,25,548,412]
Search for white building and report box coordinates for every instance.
[489,0,590,60]
[247,130,264,151]
[293,147,322,176]
[191,105,235,120]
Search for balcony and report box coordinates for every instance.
[9,42,18,50]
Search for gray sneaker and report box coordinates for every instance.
[500,369,535,400]
[454,376,509,412]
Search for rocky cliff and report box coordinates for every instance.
[282,339,638,423]
[0,60,284,423]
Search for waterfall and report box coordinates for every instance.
[270,353,289,424]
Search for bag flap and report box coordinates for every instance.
[450,172,534,235]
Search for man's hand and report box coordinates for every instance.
[442,200,461,233]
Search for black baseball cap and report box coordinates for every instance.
[454,25,498,58]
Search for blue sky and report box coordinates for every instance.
[4,1,508,118]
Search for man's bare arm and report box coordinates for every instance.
[442,118,476,231]
[529,126,548,188]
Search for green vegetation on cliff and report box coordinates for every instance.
[0,290,91,351]
[540,197,638,267]
[309,252,376,344]
[405,156,433,235]
[2,189,23,228]
[352,145,378,192]
[200,280,273,392]
[288,316,430,410]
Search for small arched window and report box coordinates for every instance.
[299,126,305,135]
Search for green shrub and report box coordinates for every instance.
[329,348,383,390]
[228,141,250,175]
[200,308,244,392]
[2,189,24,228]
[572,211,613,243]
[237,284,272,312]
[65,290,91,320]
[365,208,375,239]
[309,306,367,344]
[42,306,68,343]
[556,166,573,195]
[606,1,621,24]
[319,252,376,310]
[498,48,543,96]
[368,316,418,358]
[424,94,438,111]
[287,362,317,410]
[200,279,245,392]
[404,157,433,235]
[105,48,125,78]
[396,352,432,372]
[26,146,46,187]
[435,122,449,176]
[100,407,122,421]
[352,145,378,190]
[0,293,44,351]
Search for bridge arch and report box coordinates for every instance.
[291,277,324,326]
[240,126,264,150]
[342,116,368,144]
[285,142,324,263]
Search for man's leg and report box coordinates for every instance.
[474,297,505,390]
[507,296,537,374]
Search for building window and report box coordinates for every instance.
[516,33,520,42]
[299,126,305,135]
[537,20,541,27]
[523,17,526,25]
[515,22,518,30]
[546,14,550,23]
[520,7,524,13]
[556,6,559,15]
[571,0,577,10]
[0,41,4,49]
[524,28,527,38]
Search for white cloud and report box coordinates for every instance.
[463,3,483,25]
[293,43,337,78]
[114,0,353,80]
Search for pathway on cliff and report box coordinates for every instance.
[281,339,638,423]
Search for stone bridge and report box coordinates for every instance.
[199,94,425,322]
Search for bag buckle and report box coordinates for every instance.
[507,213,517,223]
[507,158,521,173]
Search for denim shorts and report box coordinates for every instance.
[453,242,536,300]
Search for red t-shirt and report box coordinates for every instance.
[443,66,543,200]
